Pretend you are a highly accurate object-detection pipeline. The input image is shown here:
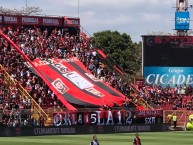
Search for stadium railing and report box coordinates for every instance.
[129,84,153,110]
[0,64,50,126]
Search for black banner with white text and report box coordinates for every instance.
[0,124,168,137]
[53,110,163,126]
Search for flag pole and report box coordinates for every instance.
[78,0,80,18]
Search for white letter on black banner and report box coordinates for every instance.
[106,111,114,125]
[96,111,104,125]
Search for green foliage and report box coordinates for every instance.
[93,30,142,79]
[0,6,42,15]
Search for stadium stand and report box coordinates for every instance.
[0,23,137,126]
[1,14,192,127]
[132,83,193,110]
[0,26,63,108]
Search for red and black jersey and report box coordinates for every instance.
[133,137,141,145]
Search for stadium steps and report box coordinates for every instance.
[0,64,50,126]
[0,59,50,126]
[129,84,153,110]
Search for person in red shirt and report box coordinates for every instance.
[133,133,142,145]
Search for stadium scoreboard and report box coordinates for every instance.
[142,35,193,87]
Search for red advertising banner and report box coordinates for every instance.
[20,15,39,25]
[135,109,163,118]
[3,15,18,24]
[42,17,63,26]
[135,78,144,88]
[64,17,80,27]
[0,15,77,27]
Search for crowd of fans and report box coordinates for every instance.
[77,46,131,96]
[0,25,132,110]
[0,72,32,127]
[133,83,193,110]
[0,24,193,126]
[0,27,62,109]
[0,26,76,126]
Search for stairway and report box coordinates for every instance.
[130,84,153,110]
[0,64,50,126]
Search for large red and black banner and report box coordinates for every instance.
[27,58,126,109]
[67,59,126,99]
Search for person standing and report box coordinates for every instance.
[173,113,177,128]
[167,114,172,127]
[90,135,99,145]
[133,133,142,145]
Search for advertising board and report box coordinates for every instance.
[0,124,168,137]
[144,67,193,88]
[175,11,190,30]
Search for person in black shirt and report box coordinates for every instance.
[133,133,142,145]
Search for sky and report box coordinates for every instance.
[0,0,192,42]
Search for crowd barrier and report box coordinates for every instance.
[0,123,168,137]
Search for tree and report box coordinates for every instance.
[0,6,42,15]
[93,30,142,79]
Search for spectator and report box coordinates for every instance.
[133,133,142,145]
[1,24,193,121]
